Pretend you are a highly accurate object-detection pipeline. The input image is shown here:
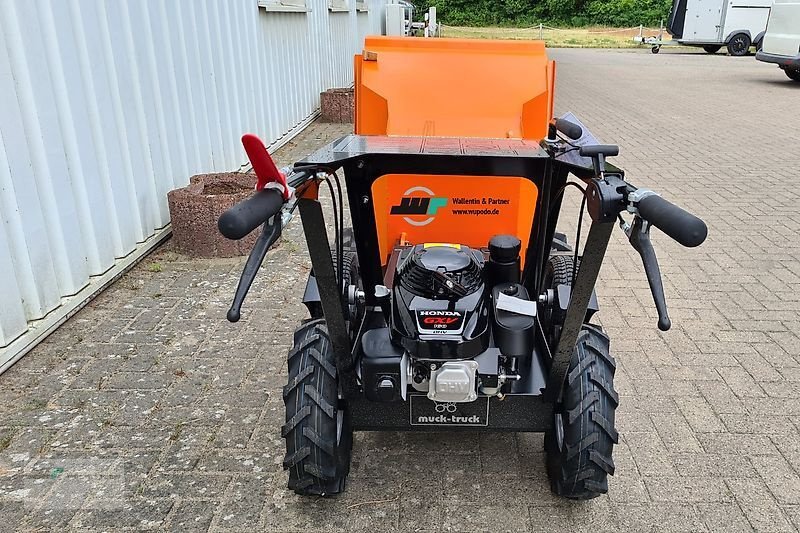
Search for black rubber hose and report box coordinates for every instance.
[637,194,708,248]
[218,188,284,240]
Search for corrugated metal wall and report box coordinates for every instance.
[0,0,385,371]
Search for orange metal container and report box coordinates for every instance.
[355,36,555,139]
[354,37,555,263]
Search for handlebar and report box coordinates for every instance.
[636,194,707,248]
[554,118,583,140]
[218,188,285,240]
[579,144,619,158]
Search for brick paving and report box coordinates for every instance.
[1,48,799,532]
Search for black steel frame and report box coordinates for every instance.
[295,135,616,425]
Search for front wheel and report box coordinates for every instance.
[785,67,800,82]
[545,325,619,499]
[727,33,751,56]
[282,319,353,495]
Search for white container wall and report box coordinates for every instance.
[0,0,386,372]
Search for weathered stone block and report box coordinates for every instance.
[167,172,258,257]
[320,87,354,123]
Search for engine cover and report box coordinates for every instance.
[390,244,490,359]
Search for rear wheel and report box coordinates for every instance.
[703,45,722,54]
[727,33,751,56]
[545,325,619,500]
[340,249,364,337]
[786,67,800,82]
[306,227,361,330]
[282,319,353,495]
[540,255,580,350]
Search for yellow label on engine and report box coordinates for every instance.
[423,243,462,249]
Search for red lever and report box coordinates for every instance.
[241,133,289,201]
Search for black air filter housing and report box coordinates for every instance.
[397,244,484,299]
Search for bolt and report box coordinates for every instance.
[361,195,369,205]
[357,160,365,169]
[430,363,436,371]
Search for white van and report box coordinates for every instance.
[667,0,772,55]
[755,0,800,81]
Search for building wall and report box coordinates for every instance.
[0,0,385,371]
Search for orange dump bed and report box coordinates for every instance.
[355,37,555,263]
[355,37,555,140]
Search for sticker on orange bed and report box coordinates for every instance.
[372,174,538,264]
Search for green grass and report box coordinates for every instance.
[440,25,666,48]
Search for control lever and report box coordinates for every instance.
[226,217,282,323]
[580,144,619,179]
[624,216,671,331]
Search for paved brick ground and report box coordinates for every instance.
[1,48,799,532]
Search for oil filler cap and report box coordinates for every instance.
[489,235,521,262]
[501,284,519,296]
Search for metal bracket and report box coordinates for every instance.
[545,221,614,402]
[297,198,358,396]
[626,187,659,215]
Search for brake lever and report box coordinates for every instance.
[623,216,671,331]
[226,216,282,323]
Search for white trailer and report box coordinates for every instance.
[665,0,772,55]
[385,0,415,36]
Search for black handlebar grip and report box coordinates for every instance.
[637,194,708,248]
[579,144,619,158]
[218,188,284,240]
[554,118,583,140]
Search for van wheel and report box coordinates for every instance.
[785,68,800,82]
[703,45,721,54]
[727,33,751,56]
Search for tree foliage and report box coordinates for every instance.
[412,0,672,27]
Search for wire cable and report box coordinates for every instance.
[290,164,346,292]
[572,195,587,286]
[330,170,345,294]
[322,176,342,291]
[554,181,587,202]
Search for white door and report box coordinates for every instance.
[683,0,724,41]
[722,0,772,41]
[762,0,800,56]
